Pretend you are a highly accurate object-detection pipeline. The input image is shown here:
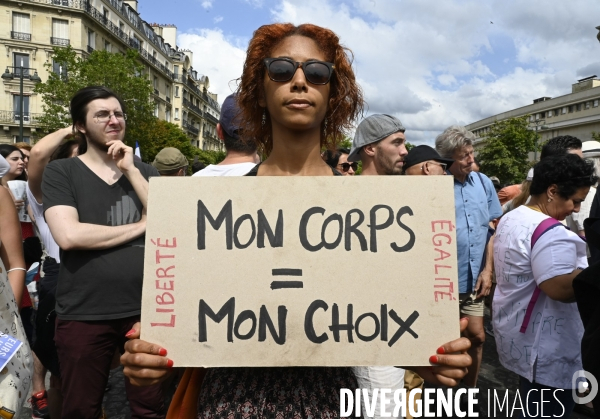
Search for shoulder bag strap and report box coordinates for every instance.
[519,217,563,333]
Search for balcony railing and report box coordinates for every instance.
[182,98,203,117]
[0,111,43,125]
[154,88,159,95]
[87,45,94,53]
[166,97,171,103]
[11,31,31,41]
[182,120,199,135]
[204,112,219,125]
[51,37,70,46]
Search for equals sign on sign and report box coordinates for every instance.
[270,269,303,290]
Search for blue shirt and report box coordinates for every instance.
[451,171,503,293]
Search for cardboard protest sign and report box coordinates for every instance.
[141,176,459,367]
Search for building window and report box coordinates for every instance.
[154,103,159,117]
[52,60,67,79]
[548,110,553,118]
[13,94,30,123]
[13,136,31,144]
[103,8,109,23]
[166,85,171,97]
[175,86,179,97]
[174,65,179,76]
[166,109,171,122]
[562,107,567,114]
[576,104,581,111]
[12,12,31,41]
[586,101,591,109]
[175,108,179,120]
[88,30,95,50]
[104,40,111,52]
[51,18,69,45]
[13,53,30,77]
[594,100,599,108]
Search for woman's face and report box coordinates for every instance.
[550,186,590,220]
[261,35,331,135]
[5,150,24,178]
[337,153,356,176]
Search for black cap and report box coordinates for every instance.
[404,145,454,170]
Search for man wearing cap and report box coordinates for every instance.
[347,114,407,175]
[194,94,259,177]
[403,145,453,176]
[348,114,410,419]
[152,147,188,176]
[435,125,502,397]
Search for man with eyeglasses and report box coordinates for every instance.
[435,125,502,409]
[42,86,163,418]
[403,145,453,176]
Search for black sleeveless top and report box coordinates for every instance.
[244,162,343,176]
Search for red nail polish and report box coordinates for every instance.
[166,359,174,368]
[125,329,136,337]
[429,355,438,364]
[437,346,446,354]
[158,348,167,356]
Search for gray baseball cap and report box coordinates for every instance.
[348,114,406,162]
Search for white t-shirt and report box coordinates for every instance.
[567,186,596,232]
[192,162,257,177]
[26,183,60,261]
[352,366,405,419]
[492,205,586,389]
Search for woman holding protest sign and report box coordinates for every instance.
[493,154,596,418]
[121,23,472,418]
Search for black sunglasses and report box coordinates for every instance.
[337,162,358,172]
[264,58,335,85]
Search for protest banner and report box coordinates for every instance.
[141,176,459,367]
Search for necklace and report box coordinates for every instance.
[525,204,542,213]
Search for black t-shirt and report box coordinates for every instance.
[42,158,159,321]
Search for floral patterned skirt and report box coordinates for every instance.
[197,367,358,419]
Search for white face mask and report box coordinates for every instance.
[0,155,9,178]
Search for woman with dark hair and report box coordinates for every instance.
[0,144,27,206]
[122,23,471,418]
[493,153,597,419]
[323,147,357,175]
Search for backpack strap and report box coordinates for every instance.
[519,217,563,333]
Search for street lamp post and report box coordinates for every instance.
[2,66,42,143]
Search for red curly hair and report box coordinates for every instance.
[237,23,364,155]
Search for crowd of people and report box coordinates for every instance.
[0,21,598,419]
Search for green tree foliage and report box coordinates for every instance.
[35,46,154,148]
[142,119,225,167]
[34,46,225,166]
[478,115,540,185]
[405,141,415,152]
[592,131,600,142]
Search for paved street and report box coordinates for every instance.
[19,311,592,418]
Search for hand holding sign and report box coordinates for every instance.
[121,322,173,387]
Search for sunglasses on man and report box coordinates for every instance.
[264,58,335,85]
[337,162,358,172]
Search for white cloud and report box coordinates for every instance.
[201,0,212,10]
[213,16,223,23]
[269,0,600,144]
[243,0,264,7]
[178,0,600,144]
[177,29,247,104]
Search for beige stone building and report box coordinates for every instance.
[0,0,222,151]
[467,76,600,158]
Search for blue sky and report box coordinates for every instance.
[138,0,600,145]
